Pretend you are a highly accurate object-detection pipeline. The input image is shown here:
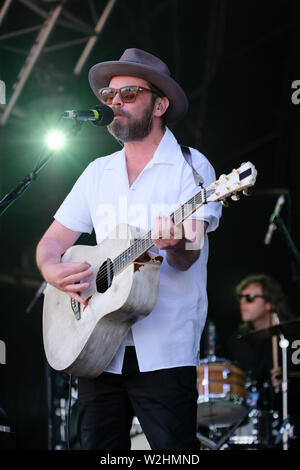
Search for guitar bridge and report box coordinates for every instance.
[70,297,81,320]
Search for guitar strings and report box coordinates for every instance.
[111,189,216,274]
[95,189,208,286]
[94,167,255,286]
[95,189,214,285]
[96,197,198,284]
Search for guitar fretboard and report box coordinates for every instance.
[112,187,215,275]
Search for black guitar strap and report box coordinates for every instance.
[180,145,204,187]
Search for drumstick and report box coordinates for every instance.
[272,313,280,394]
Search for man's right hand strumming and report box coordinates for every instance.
[36,220,90,304]
[41,261,93,304]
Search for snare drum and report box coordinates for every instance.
[197,358,247,427]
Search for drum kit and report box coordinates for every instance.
[196,318,300,450]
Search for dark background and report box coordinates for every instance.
[0,0,299,449]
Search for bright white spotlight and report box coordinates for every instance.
[46,131,65,150]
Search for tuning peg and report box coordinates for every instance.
[221,199,229,207]
[242,189,251,196]
[231,193,241,201]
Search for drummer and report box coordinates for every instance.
[235,275,291,384]
[222,274,299,448]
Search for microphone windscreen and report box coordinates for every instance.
[92,105,114,126]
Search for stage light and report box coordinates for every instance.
[46,130,65,150]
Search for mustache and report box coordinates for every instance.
[111,107,131,118]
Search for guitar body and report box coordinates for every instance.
[43,224,161,378]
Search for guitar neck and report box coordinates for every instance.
[172,188,215,225]
[113,187,215,275]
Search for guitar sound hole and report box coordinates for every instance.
[96,258,114,293]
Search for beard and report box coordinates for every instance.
[107,102,154,142]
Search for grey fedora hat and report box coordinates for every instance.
[88,48,188,124]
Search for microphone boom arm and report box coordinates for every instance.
[0,118,83,217]
[272,215,300,280]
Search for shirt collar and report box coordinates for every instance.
[103,127,182,170]
[148,127,181,166]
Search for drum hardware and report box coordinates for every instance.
[277,371,300,379]
[53,373,79,450]
[274,417,295,447]
[266,314,291,450]
[229,409,262,446]
[197,406,255,450]
[277,332,290,450]
[245,383,260,408]
[271,313,280,394]
[0,408,11,436]
[196,432,217,450]
[197,406,282,450]
[215,406,256,450]
[229,408,280,448]
[206,320,217,358]
[239,316,298,450]
[238,318,300,343]
[197,358,247,427]
[198,316,298,449]
[196,354,283,449]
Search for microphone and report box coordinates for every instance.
[264,194,285,245]
[62,104,114,126]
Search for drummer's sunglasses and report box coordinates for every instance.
[237,293,266,303]
[98,85,161,105]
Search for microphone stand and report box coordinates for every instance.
[1,116,84,449]
[279,334,290,450]
[266,217,300,449]
[272,333,291,450]
[25,281,47,314]
[272,314,291,450]
[272,216,300,284]
[0,119,83,217]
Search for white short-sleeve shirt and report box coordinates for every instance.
[54,128,222,373]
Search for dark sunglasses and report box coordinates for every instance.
[237,293,266,303]
[98,85,160,105]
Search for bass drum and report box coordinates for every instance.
[197,358,247,427]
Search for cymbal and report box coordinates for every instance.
[238,318,300,343]
[281,371,300,379]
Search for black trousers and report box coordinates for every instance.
[77,346,199,450]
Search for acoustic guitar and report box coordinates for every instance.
[43,161,257,378]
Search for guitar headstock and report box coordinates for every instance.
[206,161,257,204]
